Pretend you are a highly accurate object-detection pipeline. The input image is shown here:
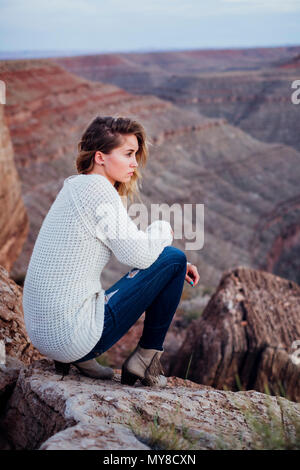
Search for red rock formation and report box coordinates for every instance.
[170,266,300,402]
[277,54,300,69]
[0,104,28,273]
[1,357,300,450]
[54,45,300,75]
[1,57,300,289]
[51,51,300,285]
[54,47,300,154]
[0,265,45,365]
[0,263,298,449]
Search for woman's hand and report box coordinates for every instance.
[169,228,200,286]
[185,263,200,287]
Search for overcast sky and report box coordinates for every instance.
[0,0,299,55]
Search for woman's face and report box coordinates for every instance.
[93,134,139,186]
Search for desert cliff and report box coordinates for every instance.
[1,57,300,287]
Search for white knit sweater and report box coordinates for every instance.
[22,174,182,363]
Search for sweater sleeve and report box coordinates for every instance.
[69,176,173,269]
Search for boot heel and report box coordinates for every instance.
[54,361,71,378]
[121,365,139,385]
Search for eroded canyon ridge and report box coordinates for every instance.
[1,45,300,287]
[0,46,300,450]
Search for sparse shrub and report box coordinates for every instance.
[123,402,199,450]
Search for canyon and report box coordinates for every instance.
[1,48,300,287]
[54,45,300,152]
[0,46,299,449]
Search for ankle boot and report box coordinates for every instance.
[121,344,167,387]
[54,361,71,380]
[72,358,114,380]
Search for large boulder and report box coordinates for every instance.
[170,266,300,402]
[0,265,45,449]
[0,265,45,365]
[0,358,299,450]
[0,265,299,450]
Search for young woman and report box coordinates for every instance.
[22,116,200,388]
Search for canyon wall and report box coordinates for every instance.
[53,46,300,152]
[0,103,28,274]
[1,57,300,287]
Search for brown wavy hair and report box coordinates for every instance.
[76,116,150,203]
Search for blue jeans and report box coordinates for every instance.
[72,246,187,363]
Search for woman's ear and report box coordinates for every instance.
[95,151,104,166]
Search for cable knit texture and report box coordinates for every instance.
[22,174,176,363]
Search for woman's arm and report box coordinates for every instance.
[70,177,173,269]
[95,197,173,269]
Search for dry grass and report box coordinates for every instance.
[115,402,200,450]
[215,394,300,450]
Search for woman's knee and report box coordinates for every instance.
[161,246,187,267]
